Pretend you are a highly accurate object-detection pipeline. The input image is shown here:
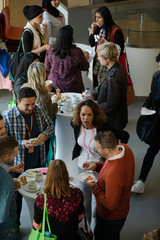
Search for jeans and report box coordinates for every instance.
[94,214,126,240]
[78,167,98,233]
[139,131,160,181]
[9,172,22,226]
[0,227,20,240]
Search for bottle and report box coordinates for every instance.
[64,97,72,112]
[84,88,91,100]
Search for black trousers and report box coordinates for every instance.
[9,172,22,227]
[94,214,126,240]
[139,131,160,182]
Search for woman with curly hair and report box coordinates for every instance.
[32,159,84,240]
[71,99,129,238]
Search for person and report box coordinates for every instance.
[24,62,61,163]
[13,52,39,98]
[89,6,130,87]
[131,53,160,194]
[0,114,24,173]
[91,42,128,130]
[0,136,20,240]
[44,25,89,93]
[42,0,65,44]
[71,99,130,237]
[22,5,51,62]
[2,87,54,226]
[83,131,135,240]
[32,159,84,240]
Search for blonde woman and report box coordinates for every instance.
[26,61,60,120]
[32,160,84,240]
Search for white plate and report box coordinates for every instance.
[141,107,156,116]
[78,172,96,183]
[24,183,38,193]
[25,169,37,178]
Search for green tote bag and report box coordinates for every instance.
[28,194,57,240]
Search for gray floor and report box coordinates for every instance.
[0,89,160,239]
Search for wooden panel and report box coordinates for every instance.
[7,0,41,27]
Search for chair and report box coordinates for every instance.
[1,6,23,52]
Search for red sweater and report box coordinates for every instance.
[92,144,135,220]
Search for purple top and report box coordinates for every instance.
[44,46,89,93]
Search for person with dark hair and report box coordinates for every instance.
[0,114,24,173]
[13,52,39,98]
[71,100,129,237]
[22,5,51,62]
[2,87,54,226]
[32,159,84,240]
[89,6,130,87]
[131,53,160,194]
[44,25,89,93]
[0,136,20,240]
[42,0,65,44]
[83,131,135,240]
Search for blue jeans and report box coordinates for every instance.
[0,227,20,240]
[94,214,126,240]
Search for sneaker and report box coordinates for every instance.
[131,180,145,193]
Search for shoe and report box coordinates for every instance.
[131,180,145,193]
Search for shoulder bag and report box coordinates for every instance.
[136,113,160,145]
[28,193,57,240]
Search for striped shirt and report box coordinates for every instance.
[2,104,54,168]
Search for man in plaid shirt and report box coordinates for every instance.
[2,87,54,226]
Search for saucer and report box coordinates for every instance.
[24,183,38,192]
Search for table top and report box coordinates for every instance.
[18,167,76,200]
[52,92,83,118]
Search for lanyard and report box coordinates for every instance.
[43,9,64,24]
[25,114,33,139]
[82,126,94,160]
[36,27,46,45]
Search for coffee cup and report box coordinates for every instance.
[28,180,37,190]
[35,172,43,182]
[13,178,20,191]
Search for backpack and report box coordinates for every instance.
[8,28,33,82]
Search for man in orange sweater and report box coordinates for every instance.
[83,131,135,240]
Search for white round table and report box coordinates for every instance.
[53,93,84,187]
[18,167,76,226]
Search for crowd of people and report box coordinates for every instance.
[0,1,160,240]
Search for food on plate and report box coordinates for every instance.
[32,169,37,173]
[20,176,28,184]
[30,138,37,144]
[86,176,94,181]
[83,167,87,171]
[21,161,24,165]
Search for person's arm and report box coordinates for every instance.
[77,48,89,71]
[113,29,124,56]
[14,76,27,98]
[0,179,14,223]
[143,73,157,109]
[92,168,124,212]
[100,75,122,114]
[32,197,43,230]
[89,26,100,47]
[44,47,52,72]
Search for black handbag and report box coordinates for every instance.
[136,113,160,145]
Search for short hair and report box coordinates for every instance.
[0,113,3,121]
[0,136,18,158]
[72,99,106,127]
[155,53,160,63]
[94,131,118,150]
[17,87,36,101]
[44,159,71,198]
[97,42,118,62]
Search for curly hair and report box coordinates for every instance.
[72,99,106,127]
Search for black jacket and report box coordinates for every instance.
[93,62,128,129]
[71,120,130,160]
